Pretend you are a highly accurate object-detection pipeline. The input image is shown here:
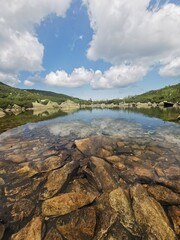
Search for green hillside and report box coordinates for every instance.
[0,82,84,109]
[124,83,180,103]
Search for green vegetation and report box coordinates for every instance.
[0,82,180,109]
[123,84,180,103]
[0,82,85,109]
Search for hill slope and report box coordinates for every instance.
[0,82,83,109]
[124,83,180,103]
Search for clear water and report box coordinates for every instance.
[0,109,179,239]
[0,109,179,146]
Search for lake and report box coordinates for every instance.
[0,108,180,239]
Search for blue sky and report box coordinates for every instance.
[0,0,180,100]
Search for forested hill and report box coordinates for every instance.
[124,83,180,103]
[0,82,83,108]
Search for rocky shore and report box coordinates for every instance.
[0,135,179,240]
[0,100,80,118]
[0,100,180,119]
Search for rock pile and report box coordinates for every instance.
[0,135,179,239]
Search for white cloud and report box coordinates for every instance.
[23,75,43,87]
[24,80,34,87]
[83,0,180,77]
[45,67,93,87]
[0,72,20,87]
[91,64,148,89]
[159,58,180,77]
[0,0,72,86]
[45,64,147,89]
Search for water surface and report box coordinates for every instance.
[0,108,179,239]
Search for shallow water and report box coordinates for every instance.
[0,109,180,239]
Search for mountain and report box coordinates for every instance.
[0,82,84,109]
[124,83,180,103]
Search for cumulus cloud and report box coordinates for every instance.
[45,67,93,87]
[83,0,180,76]
[91,64,148,89]
[0,72,20,87]
[45,64,148,89]
[23,75,43,87]
[159,58,180,77]
[0,0,72,86]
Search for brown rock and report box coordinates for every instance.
[11,216,43,240]
[103,220,133,240]
[109,187,140,236]
[157,178,180,193]
[43,150,58,157]
[95,193,118,240]
[0,177,5,186]
[11,199,35,221]
[105,155,126,171]
[116,141,126,148]
[75,136,114,157]
[5,182,31,197]
[34,151,67,172]
[168,206,180,235]
[56,207,96,240]
[0,223,5,240]
[42,192,96,217]
[40,161,79,200]
[131,184,176,240]
[106,155,125,163]
[14,165,38,178]
[66,178,99,199]
[164,166,180,179]
[90,157,118,192]
[122,165,155,183]
[127,156,142,163]
[82,166,103,191]
[6,154,25,163]
[147,185,180,205]
[98,148,112,158]
[44,228,63,240]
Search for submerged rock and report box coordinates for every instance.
[0,223,5,240]
[131,184,176,240]
[42,192,96,217]
[95,193,118,240]
[11,216,43,240]
[147,185,180,205]
[109,187,140,236]
[168,206,180,236]
[11,199,35,222]
[90,156,118,192]
[44,228,63,240]
[6,154,25,163]
[56,207,96,240]
[75,136,114,157]
[40,161,79,200]
[34,151,68,172]
[0,178,5,186]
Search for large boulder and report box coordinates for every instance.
[60,100,80,112]
[42,192,96,217]
[130,184,176,240]
[109,187,140,236]
[40,161,79,200]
